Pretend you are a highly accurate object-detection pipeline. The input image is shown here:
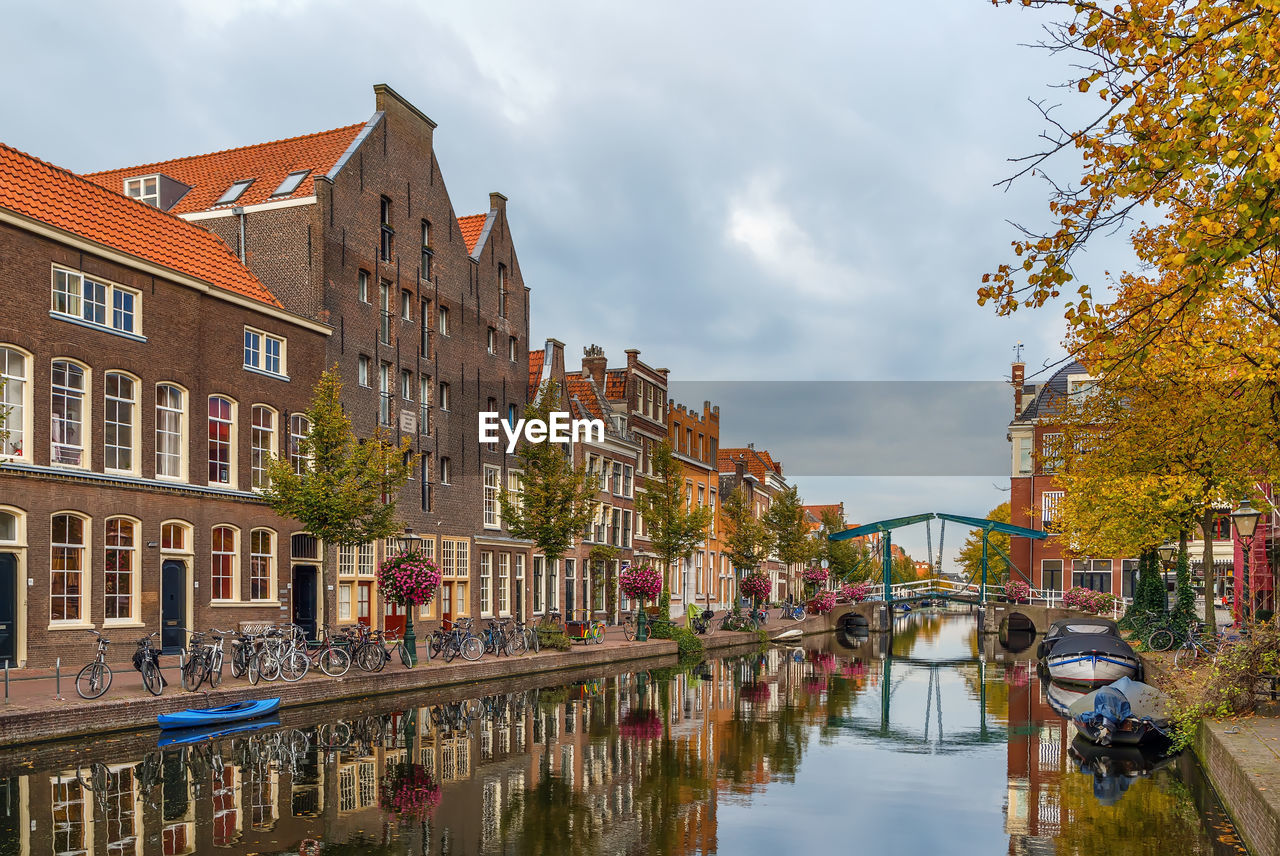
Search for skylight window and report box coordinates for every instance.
[272,170,310,197]
[216,179,254,205]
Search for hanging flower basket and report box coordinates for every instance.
[807,591,837,614]
[740,573,771,603]
[619,709,663,739]
[376,554,442,607]
[619,564,663,602]
[1004,580,1030,604]
[840,581,872,603]
[802,566,829,587]
[379,762,442,823]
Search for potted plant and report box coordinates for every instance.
[740,573,771,613]
[1004,579,1031,604]
[619,564,663,640]
[807,590,837,615]
[376,553,442,666]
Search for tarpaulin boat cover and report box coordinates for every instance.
[1076,685,1132,736]
[1048,632,1136,660]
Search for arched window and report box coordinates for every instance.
[0,507,23,545]
[51,360,88,467]
[250,405,276,490]
[288,414,310,475]
[0,346,30,459]
[160,520,192,553]
[51,513,88,622]
[211,526,238,601]
[104,517,138,622]
[249,529,275,601]
[155,384,186,480]
[208,397,236,486]
[104,372,138,475]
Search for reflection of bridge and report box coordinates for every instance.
[860,577,985,605]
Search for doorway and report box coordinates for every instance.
[0,553,16,665]
[161,560,187,654]
[292,565,318,640]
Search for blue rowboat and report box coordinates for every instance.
[157,715,280,747]
[157,698,280,730]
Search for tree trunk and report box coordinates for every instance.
[1202,506,1217,630]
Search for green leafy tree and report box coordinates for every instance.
[955,503,1012,584]
[1170,535,1197,637]
[721,485,771,607]
[499,380,598,574]
[634,441,714,607]
[1128,549,1167,623]
[814,507,859,580]
[263,368,413,591]
[762,486,814,601]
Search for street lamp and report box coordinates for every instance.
[1157,542,1177,564]
[396,526,425,666]
[1231,499,1262,625]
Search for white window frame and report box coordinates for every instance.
[1041,491,1064,530]
[440,457,452,485]
[419,375,431,432]
[483,465,501,529]
[506,470,523,514]
[249,528,276,602]
[104,515,141,625]
[211,525,239,601]
[104,371,140,476]
[379,362,393,425]
[124,175,160,206]
[439,382,451,412]
[0,344,32,461]
[401,370,413,401]
[497,553,510,616]
[358,270,370,304]
[480,551,493,616]
[358,355,371,388]
[289,414,311,475]
[51,359,90,468]
[438,305,450,336]
[250,405,277,491]
[243,326,287,379]
[50,511,91,627]
[1040,433,1064,473]
[51,266,142,338]
[155,382,188,481]
[208,396,238,488]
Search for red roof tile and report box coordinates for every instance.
[604,369,627,400]
[718,447,783,480]
[565,374,605,420]
[458,214,487,254]
[528,350,545,399]
[82,124,364,215]
[0,142,281,308]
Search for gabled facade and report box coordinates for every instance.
[0,141,330,666]
[668,399,722,610]
[85,84,534,633]
[718,445,794,602]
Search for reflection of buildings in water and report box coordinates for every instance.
[1003,673,1068,855]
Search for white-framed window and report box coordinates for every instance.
[124,175,159,206]
[401,290,412,321]
[0,507,24,545]
[338,584,352,621]
[439,382,451,411]
[50,512,88,623]
[358,270,370,303]
[379,196,394,262]
[211,525,238,601]
[0,345,30,459]
[289,414,310,474]
[509,336,517,362]
[358,355,371,387]
[480,551,493,616]
[613,462,624,496]
[155,383,186,480]
[506,470,523,513]
[497,553,510,615]
[1017,436,1032,475]
[243,327,286,377]
[487,327,496,355]
[52,267,141,336]
[208,396,236,487]
[419,375,431,432]
[401,370,413,400]
[438,305,450,336]
[379,282,391,345]
[484,465,501,528]
[160,520,191,553]
[249,529,275,601]
[623,464,633,497]
[440,457,452,485]
[103,372,138,475]
[51,359,89,467]
[1041,491,1064,530]
[532,556,543,614]
[1040,433,1064,473]
[379,362,393,425]
[104,516,138,623]
[250,405,276,490]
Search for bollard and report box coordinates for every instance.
[3,659,8,703]
[55,657,62,700]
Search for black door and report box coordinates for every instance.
[0,554,16,666]
[161,560,186,654]
[292,565,318,640]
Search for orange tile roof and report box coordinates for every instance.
[0,141,282,308]
[565,374,605,420]
[528,350,545,399]
[804,503,842,520]
[458,214,487,254]
[605,369,627,400]
[718,447,783,480]
[82,124,364,215]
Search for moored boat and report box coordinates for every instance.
[157,698,281,730]
[1036,617,1121,661]
[1046,633,1139,686]
[157,715,280,747]
[1045,680,1090,718]
[1069,677,1172,748]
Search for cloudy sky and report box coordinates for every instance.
[1,1,1136,565]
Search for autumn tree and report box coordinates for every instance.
[813,507,861,580]
[721,484,771,588]
[955,503,1013,585]
[762,486,814,601]
[633,441,714,606]
[263,368,413,593]
[499,380,599,584]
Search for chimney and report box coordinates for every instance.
[735,458,747,481]
[489,191,507,218]
[582,344,607,386]
[1012,360,1026,417]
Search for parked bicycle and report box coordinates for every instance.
[131,631,165,696]
[307,625,353,677]
[691,609,714,634]
[718,611,759,632]
[181,629,226,692]
[76,629,113,699]
[435,618,484,662]
[779,600,805,621]
[1173,622,1246,669]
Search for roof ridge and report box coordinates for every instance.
[82,122,366,179]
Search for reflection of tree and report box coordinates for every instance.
[501,755,596,856]
[626,732,712,856]
[1049,768,1211,855]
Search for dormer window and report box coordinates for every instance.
[216,179,255,206]
[272,170,310,197]
[124,176,159,207]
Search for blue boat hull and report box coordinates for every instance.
[157,698,281,730]
[157,715,280,747]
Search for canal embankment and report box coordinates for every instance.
[0,615,832,748]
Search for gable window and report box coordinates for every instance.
[379,282,391,345]
[215,179,254,206]
[358,355,371,387]
[379,196,394,261]
[208,396,236,486]
[250,405,276,490]
[0,346,29,459]
[211,525,237,601]
[52,268,141,336]
[104,517,138,623]
[51,513,87,623]
[359,270,370,303]
[271,170,310,197]
[243,327,285,377]
[155,383,186,480]
[498,264,508,319]
[104,372,137,474]
[124,176,159,207]
[51,360,88,467]
[289,414,310,474]
[421,221,433,280]
[438,305,450,336]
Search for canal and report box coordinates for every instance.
[0,612,1247,855]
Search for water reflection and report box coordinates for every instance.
[0,610,1244,855]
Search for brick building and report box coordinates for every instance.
[668,399,722,611]
[717,445,793,602]
[0,142,330,667]
[84,85,534,634]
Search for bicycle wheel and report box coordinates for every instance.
[461,637,484,661]
[509,633,528,655]
[259,650,282,681]
[1147,629,1174,652]
[1174,643,1199,669]
[399,642,413,668]
[208,651,224,688]
[230,644,247,678]
[371,646,389,672]
[280,650,309,682]
[320,646,351,677]
[248,654,261,685]
[181,656,205,692]
[142,661,164,696]
[591,625,604,645]
[76,662,113,699]
[623,619,636,641]
[442,640,458,663]
[528,627,540,653]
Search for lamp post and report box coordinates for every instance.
[1157,542,1177,612]
[1231,499,1262,625]
[397,526,425,666]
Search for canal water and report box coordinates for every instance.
[0,611,1248,855]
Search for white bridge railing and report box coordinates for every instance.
[854,579,1128,618]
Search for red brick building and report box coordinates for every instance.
[0,142,330,666]
[717,445,795,602]
[83,85,534,634]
